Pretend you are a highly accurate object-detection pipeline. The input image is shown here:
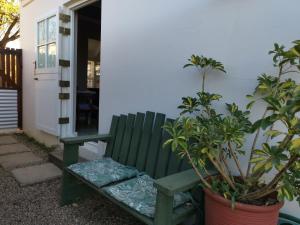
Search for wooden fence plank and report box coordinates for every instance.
[0,48,22,128]
[16,49,22,129]
[0,53,5,88]
[11,53,16,85]
[6,51,11,87]
[0,54,3,87]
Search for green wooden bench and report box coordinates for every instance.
[279,213,300,225]
[60,111,203,225]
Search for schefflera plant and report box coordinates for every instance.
[164,40,300,206]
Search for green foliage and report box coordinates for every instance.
[184,54,226,92]
[184,54,226,73]
[164,40,300,206]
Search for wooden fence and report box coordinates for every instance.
[0,48,22,129]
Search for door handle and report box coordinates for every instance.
[34,77,38,81]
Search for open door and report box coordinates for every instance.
[57,7,75,138]
[35,7,74,138]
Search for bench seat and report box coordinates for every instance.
[67,158,139,188]
[66,166,196,225]
[103,174,191,218]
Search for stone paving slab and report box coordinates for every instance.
[0,136,18,145]
[0,143,31,156]
[0,152,43,170]
[12,163,62,186]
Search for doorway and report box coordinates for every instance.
[74,1,101,136]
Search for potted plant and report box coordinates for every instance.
[164,40,300,225]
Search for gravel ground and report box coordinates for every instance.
[0,134,144,225]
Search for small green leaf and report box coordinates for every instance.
[290,138,300,154]
[254,149,267,156]
[252,161,266,173]
[163,139,173,148]
[246,101,255,110]
[265,130,283,139]
[265,161,273,172]
[250,157,265,163]
[183,64,193,68]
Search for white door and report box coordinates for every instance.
[35,7,74,138]
[57,7,75,138]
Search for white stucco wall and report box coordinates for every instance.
[99,0,300,217]
[20,0,65,145]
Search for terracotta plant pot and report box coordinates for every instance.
[204,189,284,225]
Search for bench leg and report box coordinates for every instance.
[60,171,91,206]
[154,191,174,225]
[60,143,91,206]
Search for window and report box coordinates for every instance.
[87,61,100,88]
[37,16,57,70]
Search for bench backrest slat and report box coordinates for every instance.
[180,159,191,171]
[111,115,127,160]
[119,114,136,164]
[135,111,155,171]
[167,151,182,175]
[126,113,145,166]
[155,119,173,179]
[145,113,166,177]
[105,115,119,157]
[106,112,191,178]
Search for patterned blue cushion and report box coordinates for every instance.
[103,175,191,218]
[68,158,139,188]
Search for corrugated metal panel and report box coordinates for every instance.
[0,89,18,129]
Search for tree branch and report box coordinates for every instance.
[2,16,19,40]
[228,142,246,181]
[184,149,212,189]
[207,154,237,191]
[0,16,19,48]
[246,109,268,177]
[7,29,19,42]
[241,155,298,201]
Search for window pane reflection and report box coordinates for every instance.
[48,16,56,42]
[38,46,46,68]
[47,43,56,68]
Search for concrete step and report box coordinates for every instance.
[0,143,31,156]
[0,136,18,145]
[11,163,62,186]
[49,150,87,169]
[48,150,64,169]
[0,152,43,170]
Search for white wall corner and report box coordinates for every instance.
[21,0,34,7]
[63,0,97,9]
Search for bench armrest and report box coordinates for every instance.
[154,169,201,196]
[154,168,216,196]
[60,134,111,145]
[154,169,212,224]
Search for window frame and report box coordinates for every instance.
[35,11,59,74]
